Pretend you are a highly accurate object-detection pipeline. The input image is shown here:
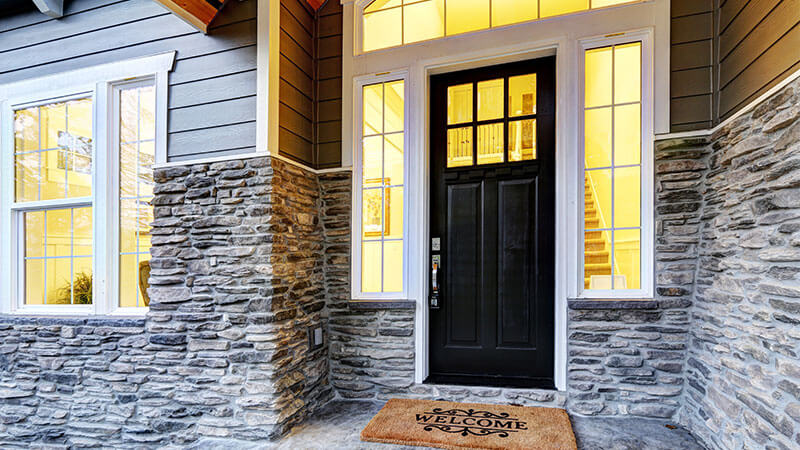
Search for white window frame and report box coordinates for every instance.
[577,30,654,299]
[0,52,175,315]
[353,0,647,56]
[351,70,410,301]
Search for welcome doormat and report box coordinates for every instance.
[361,398,577,450]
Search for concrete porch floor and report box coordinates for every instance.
[267,400,705,450]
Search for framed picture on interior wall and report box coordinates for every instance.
[364,178,390,237]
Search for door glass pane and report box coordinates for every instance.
[363,84,384,135]
[492,0,538,27]
[509,119,536,161]
[446,0,489,36]
[585,47,613,108]
[362,241,382,292]
[362,188,384,239]
[477,123,504,165]
[614,104,641,166]
[384,80,405,133]
[614,229,640,289]
[404,0,445,44]
[385,187,404,240]
[363,8,402,52]
[383,240,403,292]
[613,166,640,228]
[477,79,504,121]
[584,230,612,290]
[363,136,383,183]
[540,0,589,17]
[585,107,612,168]
[447,127,473,167]
[447,83,473,125]
[614,42,641,104]
[384,133,404,185]
[585,169,612,230]
[508,74,536,117]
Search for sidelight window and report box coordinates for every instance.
[355,78,407,297]
[581,39,651,296]
[362,0,642,52]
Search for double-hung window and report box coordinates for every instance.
[0,53,173,314]
[580,34,653,298]
[353,75,408,300]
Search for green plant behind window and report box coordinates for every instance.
[56,272,93,305]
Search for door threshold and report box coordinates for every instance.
[425,374,556,390]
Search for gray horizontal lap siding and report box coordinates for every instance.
[0,0,258,162]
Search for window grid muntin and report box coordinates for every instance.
[583,41,642,291]
[363,0,642,52]
[13,97,93,203]
[360,80,405,294]
[445,75,537,168]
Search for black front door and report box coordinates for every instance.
[428,57,556,389]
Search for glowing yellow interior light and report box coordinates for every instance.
[363,8,402,52]
[446,0,490,36]
[492,0,538,27]
[404,0,445,44]
[583,41,642,291]
[540,0,589,18]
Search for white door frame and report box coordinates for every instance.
[340,0,670,392]
[409,38,571,390]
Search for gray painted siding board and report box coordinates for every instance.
[0,0,114,33]
[169,70,257,109]
[0,14,196,74]
[168,96,257,133]
[169,146,257,162]
[0,0,169,52]
[170,45,257,85]
[169,121,257,157]
[0,19,256,84]
[0,0,258,162]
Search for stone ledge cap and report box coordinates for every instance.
[567,299,658,310]
[348,301,416,310]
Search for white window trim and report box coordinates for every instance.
[577,30,654,299]
[351,70,410,301]
[0,52,175,316]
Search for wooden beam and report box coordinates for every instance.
[153,0,226,33]
[31,0,64,18]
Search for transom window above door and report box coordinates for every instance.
[446,73,537,168]
[362,0,643,52]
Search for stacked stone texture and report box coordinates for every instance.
[0,157,331,447]
[682,79,800,449]
[566,137,708,419]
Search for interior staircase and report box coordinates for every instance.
[584,178,612,289]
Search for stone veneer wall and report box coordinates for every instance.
[0,157,331,447]
[682,78,800,449]
[565,136,708,418]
